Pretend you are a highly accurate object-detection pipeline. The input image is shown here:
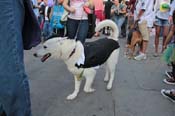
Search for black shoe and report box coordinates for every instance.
[165,71,173,79]
[161,89,175,103]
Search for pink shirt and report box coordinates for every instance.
[68,0,88,20]
[93,0,104,11]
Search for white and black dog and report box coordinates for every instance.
[34,20,120,100]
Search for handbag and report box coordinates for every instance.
[60,10,69,25]
[60,0,70,25]
[83,5,93,14]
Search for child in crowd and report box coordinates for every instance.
[50,0,65,37]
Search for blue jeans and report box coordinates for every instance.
[38,14,44,26]
[113,15,126,36]
[0,0,32,116]
[67,18,89,43]
[43,20,53,40]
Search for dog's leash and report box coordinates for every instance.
[133,20,139,29]
[72,2,92,80]
[74,1,93,40]
[76,69,84,81]
[74,7,85,40]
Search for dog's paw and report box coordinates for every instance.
[66,93,77,100]
[84,88,96,93]
[106,84,112,90]
[104,76,109,82]
[104,78,109,82]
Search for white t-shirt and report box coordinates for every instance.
[134,0,155,27]
[68,0,88,20]
[45,6,49,21]
[154,0,170,20]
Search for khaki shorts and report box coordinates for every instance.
[138,20,150,41]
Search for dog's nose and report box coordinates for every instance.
[33,53,38,57]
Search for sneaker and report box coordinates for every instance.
[161,89,175,103]
[165,71,173,79]
[163,78,175,85]
[134,53,147,61]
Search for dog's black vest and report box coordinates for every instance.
[75,38,120,68]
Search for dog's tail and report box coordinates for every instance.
[95,19,119,41]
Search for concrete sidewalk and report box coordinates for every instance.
[25,36,175,116]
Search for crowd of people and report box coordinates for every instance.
[0,0,175,115]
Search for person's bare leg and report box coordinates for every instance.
[154,26,161,54]
[162,26,169,52]
[141,40,148,54]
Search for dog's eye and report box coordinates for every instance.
[43,46,47,49]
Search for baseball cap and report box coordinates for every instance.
[160,2,170,12]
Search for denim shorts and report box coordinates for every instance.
[154,17,169,26]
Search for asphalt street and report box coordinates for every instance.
[24,35,175,116]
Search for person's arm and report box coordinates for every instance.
[136,0,148,21]
[119,4,127,14]
[63,0,75,13]
[85,0,94,9]
[136,9,145,21]
[111,5,115,15]
[31,0,40,9]
[49,7,53,20]
[40,4,45,14]
[169,0,175,23]
[34,5,40,9]
[164,25,175,48]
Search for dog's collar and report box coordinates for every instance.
[68,46,76,59]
